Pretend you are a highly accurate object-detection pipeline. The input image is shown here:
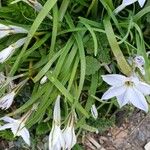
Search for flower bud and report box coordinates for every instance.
[0,37,26,63]
[40,76,48,84]
[91,104,98,119]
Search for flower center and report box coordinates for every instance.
[125,81,134,87]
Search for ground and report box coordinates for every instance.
[84,111,150,150]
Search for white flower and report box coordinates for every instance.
[0,116,30,146]
[40,76,48,84]
[101,74,150,112]
[114,0,146,14]
[63,113,77,150]
[0,91,16,110]
[0,24,28,39]
[49,95,65,150]
[0,37,26,63]
[91,104,98,119]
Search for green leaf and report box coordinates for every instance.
[65,14,86,101]
[81,124,98,132]
[103,16,132,76]
[46,71,89,118]
[86,56,100,75]
[0,130,14,140]
[36,122,50,135]
[73,144,84,150]
[80,19,98,56]
[133,6,150,22]
[98,48,111,63]
[9,0,58,75]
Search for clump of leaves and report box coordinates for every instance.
[0,0,149,148]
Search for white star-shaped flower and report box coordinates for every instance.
[114,0,146,14]
[0,116,30,146]
[101,74,150,112]
[49,95,65,150]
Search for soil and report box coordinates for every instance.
[83,110,150,150]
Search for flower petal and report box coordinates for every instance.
[0,91,15,109]
[102,86,126,100]
[0,31,10,39]
[58,130,65,148]
[0,116,16,123]
[49,126,55,149]
[49,125,64,149]
[116,90,129,107]
[0,24,10,39]
[63,127,77,149]
[136,82,150,95]
[52,144,62,150]
[13,37,26,49]
[138,0,146,7]
[51,125,61,145]
[53,95,61,124]
[11,122,20,135]
[19,128,30,146]
[127,88,148,112]
[0,123,12,130]
[114,4,126,14]
[0,46,14,63]
[0,24,9,29]
[102,74,126,86]
[123,0,137,5]
[9,25,28,34]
